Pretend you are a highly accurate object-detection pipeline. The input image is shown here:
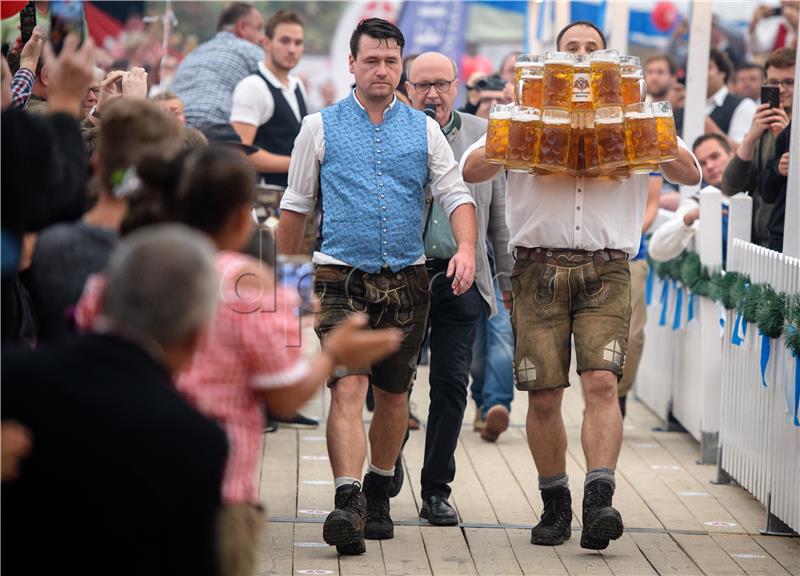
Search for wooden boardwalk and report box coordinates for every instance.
[255,364,800,576]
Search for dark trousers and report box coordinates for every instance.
[420,258,484,499]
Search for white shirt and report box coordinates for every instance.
[649,190,729,262]
[705,85,758,144]
[230,61,307,126]
[280,92,476,267]
[459,135,701,258]
[748,16,797,58]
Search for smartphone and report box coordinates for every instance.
[761,85,780,108]
[50,0,84,55]
[766,6,783,17]
[19,2,36,44]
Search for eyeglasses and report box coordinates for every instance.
[409,79,456,94]
[764,78,795,88]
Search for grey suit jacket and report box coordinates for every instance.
[423,111,511,318]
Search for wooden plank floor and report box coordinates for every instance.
[255,363,799,576]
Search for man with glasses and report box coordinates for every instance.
[405,52,511,524]
[722,47,794,247]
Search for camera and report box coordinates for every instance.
[474,74,507,92]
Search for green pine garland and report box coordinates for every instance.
[741,283,765,324]
[650,251,797,352]
[783,293,800,357]
[755,286,786,339]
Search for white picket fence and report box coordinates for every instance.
[722,240,800,533]
[637,191,800,532]
[637,188,725,460]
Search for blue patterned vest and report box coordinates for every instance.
[319,94,429,273]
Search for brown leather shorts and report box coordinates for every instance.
[510,248,632,391]
[313,264,430,393]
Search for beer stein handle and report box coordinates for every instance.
[639,79,646,104]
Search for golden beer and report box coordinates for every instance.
[537,109,571,172]
[571,54,592,112]
[594,106,627,171]
[620,55,644,107]
[567,112,600,176]
[653,101,678,162]
[506,107,541,171]
[625,103,660,173]
[590,50,622,108]
[485,105,512,164]
[543,51,574,110]
[518,74,543,109]
[514,54,540,88]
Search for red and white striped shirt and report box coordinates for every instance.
[76,251,309,503]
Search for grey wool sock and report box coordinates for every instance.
[538,472,569,491]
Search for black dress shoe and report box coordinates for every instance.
[420,495,459,526]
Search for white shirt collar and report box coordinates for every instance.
[709,85,729,108]
[258,61,298,92]
[352,88,398,117]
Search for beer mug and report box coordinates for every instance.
[624,102,660,173]
[518,72,544,109]
[506,106,541,171]
[590,49,622,108]
[567,112,601,176]
[542,51,574,110]
[653,100,679,162]
[571,54,592,112]
[537,108,571,172]
[485,104,512,164]
[594,106,627,171]
[514,54,538,86]
[620,55,645,108]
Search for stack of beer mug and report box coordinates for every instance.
[485,50,679,177]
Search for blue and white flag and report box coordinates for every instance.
[397,1,469,65]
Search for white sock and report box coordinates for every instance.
[368,463,394,477]
[334,476,361,490]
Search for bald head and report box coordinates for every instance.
[405,51,459,128]
[407,51,457,81]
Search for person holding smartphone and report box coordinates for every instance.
[748,2,799,61]
[721,47,794,247]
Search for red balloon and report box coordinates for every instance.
[652,1,677,33]
[1,1,29,20]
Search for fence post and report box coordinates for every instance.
[783,43,800,258]
[680,0,711,200]
[697,187,723,464]
[727,193,752,264]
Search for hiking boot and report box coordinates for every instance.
[323,482,367,555]
[580,479,623,550]
[363,472,394,540]
[530,486,573,546]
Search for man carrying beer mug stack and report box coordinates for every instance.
[461,21,702,550]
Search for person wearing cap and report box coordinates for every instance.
[461,22,701,551]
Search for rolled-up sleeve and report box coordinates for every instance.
[426,118,475,217]
[279,113,324,214]
[662,136,702,186]
[458,133,486,178]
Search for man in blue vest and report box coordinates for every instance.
[277,19,477,556]
[231,10,307,187]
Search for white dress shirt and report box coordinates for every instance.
[280,92,476,267]
[459,136,701,258]
[706,85,758,144]
[230,62,308,126]
[649,189,729,262]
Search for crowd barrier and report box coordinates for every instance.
[636,191,799,533]
[722,239,800,533]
